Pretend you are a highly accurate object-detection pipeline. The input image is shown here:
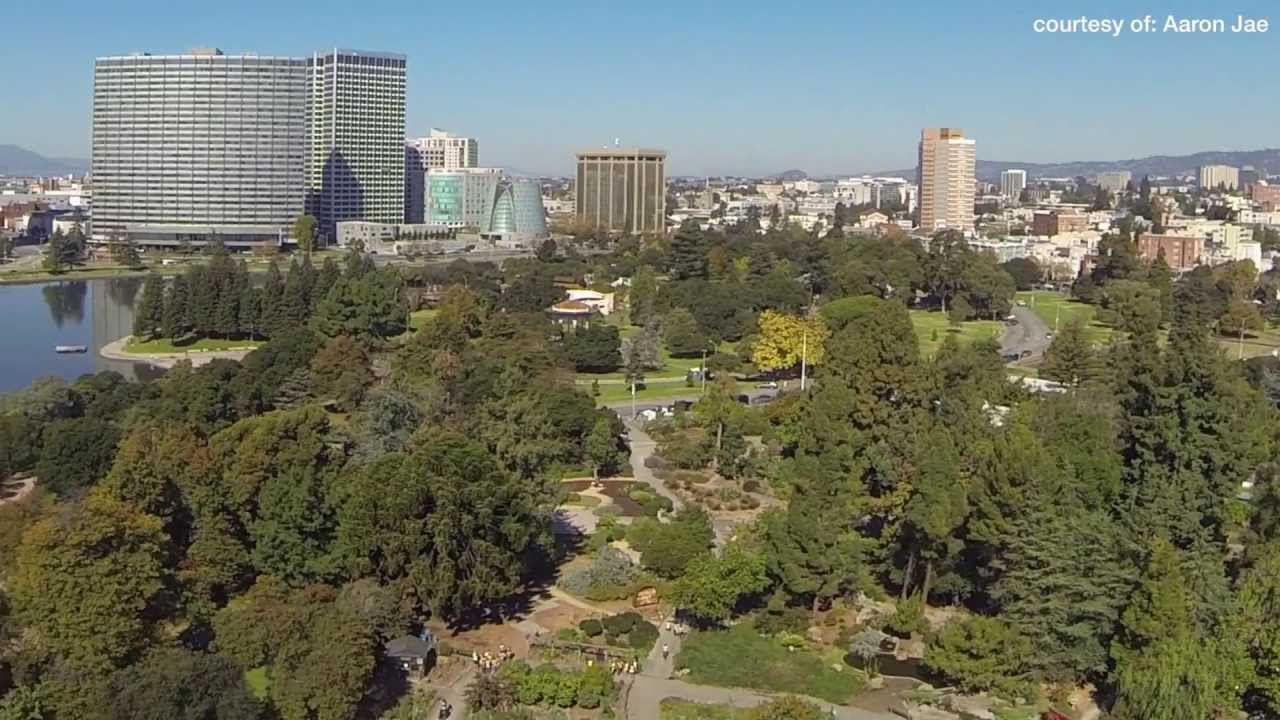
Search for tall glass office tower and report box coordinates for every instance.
[306,49,406,237]
[90,48,307,246]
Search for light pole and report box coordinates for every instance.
[800,330,808,392]
[700,349,707,392]
[631,380,637,420]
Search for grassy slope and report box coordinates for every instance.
[1017,290,1280,359]
[123,336,263,353]
[908,310,1003,358]
[677,624,863,704]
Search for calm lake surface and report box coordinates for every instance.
[0,277,165,394]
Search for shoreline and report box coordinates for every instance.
[99,336,256,369]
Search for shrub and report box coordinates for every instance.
[742,479,761,493]
[576,665,615,709]
[602,611,641,636]
[923,617,1035,701]
[579,618,604,638]
[629,621,660,652]
[557,627,583,643]
[519,665,562,706]
[884,594,928,639]
[674,470,710,484]
[643,455,667,470]
[555,673,581,708]
[754,602,811,636]
[561,546,638,597]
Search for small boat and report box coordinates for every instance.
[54,345,88,354]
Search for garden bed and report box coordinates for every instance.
[562,480,648,517]
[677,622,865,704]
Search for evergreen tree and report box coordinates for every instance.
[899,425,969,600]
[669,220,709,280]
[132,273,166,340]
[628,265,658,326]
[1038,320,1099,386]
[238,285,261,339]
[162,275,191,339]
[313,257,341,305]
[1110,539,1228,720]
[279,258,311,330]
[260,261,285,337]
[107,233,142,268]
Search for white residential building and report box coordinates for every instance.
[999,169,1027,201]
[1199,165,1240,191]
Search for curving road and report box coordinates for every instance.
[1000,305,1052,364]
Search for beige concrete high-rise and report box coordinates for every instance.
[916,128,976,235]
[575,148,665,234]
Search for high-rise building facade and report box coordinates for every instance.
[405,129,478,222]
[999,169,1027,201]
[575,148,666,235]
[1199,164,1240,191]
[90,48,307,245]
[916,128,975,235]
[307,49,406,236]
[425,168,504,229]
[1095,171,1132,194]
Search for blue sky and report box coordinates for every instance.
[1,0,1274,176]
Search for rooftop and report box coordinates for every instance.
[576,148,666,159]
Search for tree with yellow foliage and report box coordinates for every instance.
[751,310,829,373]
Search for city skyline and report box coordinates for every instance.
[0,0,1275,177]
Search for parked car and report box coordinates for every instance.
[1002,353,1020,362]
[1020,349,1033,359]
[756,381,779,389]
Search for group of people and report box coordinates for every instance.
[471,645,516,673]
[604,658,640,675]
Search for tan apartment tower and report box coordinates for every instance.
[575,148,666,234]
[916,128,976,235]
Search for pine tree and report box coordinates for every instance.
[162,275,191,339]
[279,258,310,330]
[260,261,285,338]
[238,285,261,339]
[1110,539,1228,720]
[1038,320,1098,386]
[133,273,166,339]
[313,257,341,305]
[628,265,658,326]
[669,220,709,281]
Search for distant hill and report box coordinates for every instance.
[769,169,808,181]
[0,145,89,177]
[868,149,1280,183]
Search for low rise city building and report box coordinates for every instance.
[1137,232,1204,270]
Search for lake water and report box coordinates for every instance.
[0,277,166,394]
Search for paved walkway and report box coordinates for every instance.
[621,419,685,515]
[99,336,254,369]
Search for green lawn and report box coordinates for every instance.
[1218,325,1280,360]
[123,336,263,354]
[677,623,864,704]
[908,310,1003,358]
[408,307,439,331]
[592,380,697,405]
[1015,291,1114,346]
[244,667,271,700]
